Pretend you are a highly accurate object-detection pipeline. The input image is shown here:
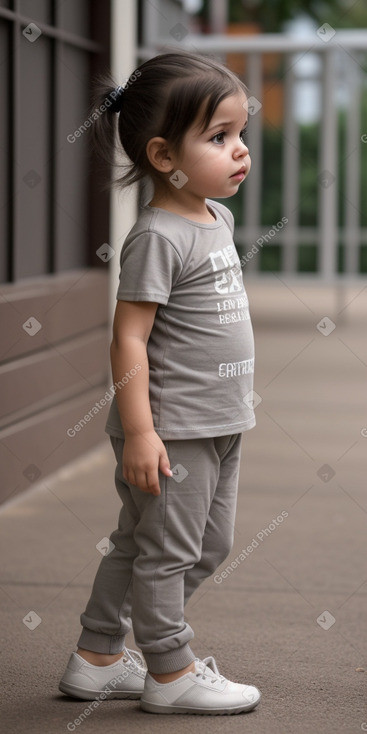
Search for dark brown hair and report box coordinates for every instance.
[90,50,248,191]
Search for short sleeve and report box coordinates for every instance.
[207,199,234,235]
[116,232,183,305]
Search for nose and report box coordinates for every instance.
[234,139,249,159]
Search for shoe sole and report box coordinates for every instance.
[140,695,261,715]
[59,681,142,700]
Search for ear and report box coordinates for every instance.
[146,137,174,174]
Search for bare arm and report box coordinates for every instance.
[110,300,172,496]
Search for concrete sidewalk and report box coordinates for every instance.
[1,280,367,733]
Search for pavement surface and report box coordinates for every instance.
[1,279,367,734]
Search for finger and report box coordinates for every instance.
[146,468,161,496]
[125,468,139,488]
[134,469,151,492]
[122,466,132,484]
[148,484,161,497]
[159,454,172,477]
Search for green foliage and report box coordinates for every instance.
[298,123,318,227]
[261,126,282,224]
[361,91,367,228]
[196,0,367,34]
[194,0,367,272]
[225,89,367,272]
[227,0,327,32]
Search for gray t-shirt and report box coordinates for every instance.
[105,199,256,440]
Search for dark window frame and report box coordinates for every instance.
[0,0,111,283]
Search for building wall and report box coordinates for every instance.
[0,1,119,504]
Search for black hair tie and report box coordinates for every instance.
[108,86,124,113]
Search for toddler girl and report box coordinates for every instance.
[59,50,260,716]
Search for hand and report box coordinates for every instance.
[122,431,172,496]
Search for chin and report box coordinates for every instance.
[207,190,235,199]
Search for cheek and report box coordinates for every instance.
[195,151,222,176]
[205,146,227,168]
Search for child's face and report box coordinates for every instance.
[173,92,250,199]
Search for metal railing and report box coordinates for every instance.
[138,28,367,280]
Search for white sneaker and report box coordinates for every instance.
[140,656,261,715]
[59,648,146,700]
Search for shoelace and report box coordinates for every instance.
[122,647,147,672]
[194,656,225,683]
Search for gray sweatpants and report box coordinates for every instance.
[78,433,242,674]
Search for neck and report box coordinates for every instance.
[148,187,215,224]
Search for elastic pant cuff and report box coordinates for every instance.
[144,643,195,674]
[77,628,125,655]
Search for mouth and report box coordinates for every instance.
[230,167,247,180]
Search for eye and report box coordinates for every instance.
[240,128,248,145]
[211,132,225,145]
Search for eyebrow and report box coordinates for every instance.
[206,119,248,134]
[206,121,232,133]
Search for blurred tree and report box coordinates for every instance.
[195,0,367,33]
[226,87,367,273]
[197,0,367,272]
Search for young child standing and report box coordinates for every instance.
[59,50,260,716]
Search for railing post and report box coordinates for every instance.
[110,0,138,324]
[319,47,338,279]
[140,27,367,282]
[344,50,362,275]
[208,0,228,33]
[282,56,300,275]
[244,51,263,273]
